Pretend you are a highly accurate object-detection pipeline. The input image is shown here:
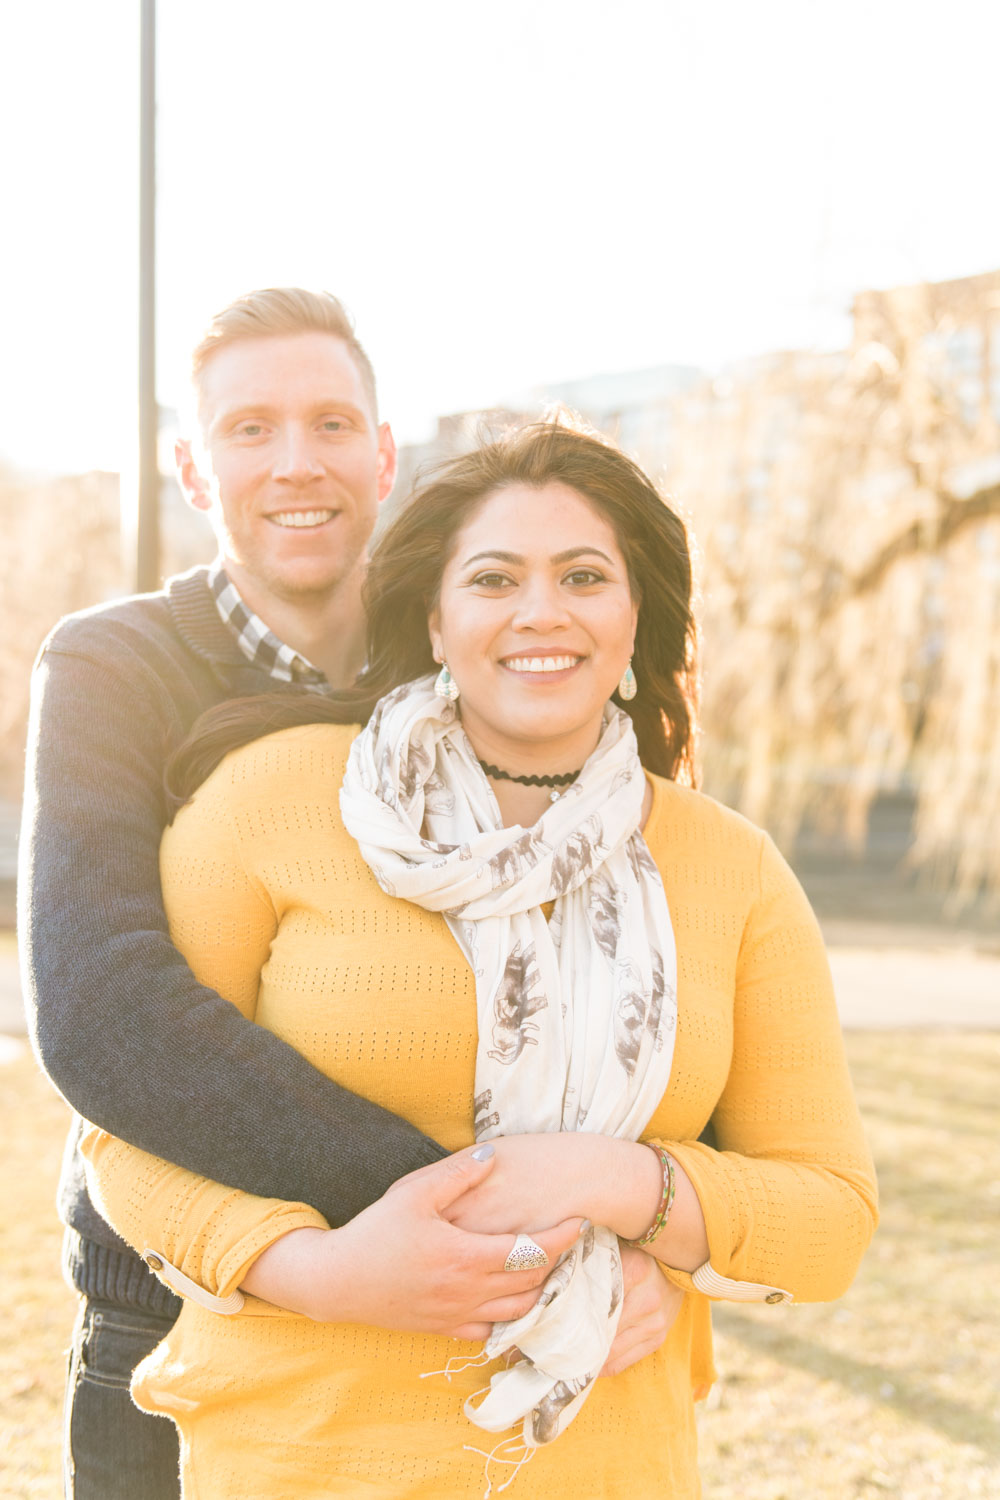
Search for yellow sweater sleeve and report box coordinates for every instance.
[79,754,329,1302]
[655,831,878,1303]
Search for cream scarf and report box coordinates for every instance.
[339,676,677,1453]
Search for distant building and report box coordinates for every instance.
[390,362,702,510]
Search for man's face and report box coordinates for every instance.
[179,331,396,605]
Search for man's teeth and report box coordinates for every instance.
[270,510,335,528]
[505,656,579,673]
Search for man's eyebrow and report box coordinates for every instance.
[461,547,616,566]
[211,398,368,425]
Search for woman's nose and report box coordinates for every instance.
[511,580,572,631]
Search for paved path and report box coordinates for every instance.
[0,947,24,1038]
[828,946,999,1029]
[1,924,996,1052]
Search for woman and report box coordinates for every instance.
[81,419,877,1498]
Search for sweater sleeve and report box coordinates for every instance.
[654,832,878,1303]
[79,789,329,1299]
[20,634,446,1233]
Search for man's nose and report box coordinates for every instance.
[271,429,325,481]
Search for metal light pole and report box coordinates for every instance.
[136,0,159,591]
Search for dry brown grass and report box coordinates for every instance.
[0,1032,997,1499]
[699,1032,1000,1498]
[0,1044,75,1499]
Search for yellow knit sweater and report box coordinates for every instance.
[81,724,877,1500]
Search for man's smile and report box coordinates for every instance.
[267,509,338,529]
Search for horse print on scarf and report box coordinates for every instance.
[550,813,608,896]
[399,737,433,807]
[487,940,548,1064]
[647,946,676,1049]
[535,1243,579,1309]
[423,771,456,817]
[460,919,484,979]
[530,1377,593,1446]
[625,832,660,884]
[485,828,549,891]
[612,956,669,1076]
[588,872,626,964]
[473,1088,500,1134]
[368,863,396,898]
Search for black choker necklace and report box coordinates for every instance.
[478,760,582,797]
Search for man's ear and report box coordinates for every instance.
[376,423,398,505]
[176,439,212,512]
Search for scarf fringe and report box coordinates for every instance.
[463,1436,536,1498]
[420,1347,493,1381]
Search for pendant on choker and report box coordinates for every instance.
[478,760,582,800]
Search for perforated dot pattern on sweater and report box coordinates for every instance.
[88,724,877,1499]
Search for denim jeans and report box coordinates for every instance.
[64,1297,181,1500]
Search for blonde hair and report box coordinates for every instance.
[190,287,378,416]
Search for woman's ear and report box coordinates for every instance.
[427,606,443,664]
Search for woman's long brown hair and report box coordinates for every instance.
[166,418,699,810]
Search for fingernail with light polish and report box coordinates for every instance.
[471,1145,495,1161]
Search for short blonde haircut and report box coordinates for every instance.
[190,287,378,416]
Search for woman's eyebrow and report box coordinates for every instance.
[461,547,615,566]
[550,547,615,565]
[461,549,524,564]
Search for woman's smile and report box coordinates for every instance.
[500,652,584,677]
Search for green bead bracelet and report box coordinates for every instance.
[625,1143,676,1248]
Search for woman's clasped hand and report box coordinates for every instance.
[242,1144,587,1339]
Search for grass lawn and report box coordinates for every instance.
[1,1032,998,1498]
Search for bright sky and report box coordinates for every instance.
[2,0,998,476]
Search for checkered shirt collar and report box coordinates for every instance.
[208,562,329,688]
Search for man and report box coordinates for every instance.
[20,289,670,1499]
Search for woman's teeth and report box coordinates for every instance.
[271,510,335,528]
[505,656,579,673]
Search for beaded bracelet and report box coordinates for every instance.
[625,1143,676,1248]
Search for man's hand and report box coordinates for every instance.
[242,1147,584,1340]
[599,1244,685,1377]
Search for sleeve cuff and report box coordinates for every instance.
[691,1260,792,1304]
[142,1250,246,1314]
[656,1259,791,1305]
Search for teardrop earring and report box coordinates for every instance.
[434,662,460,702]
[617,661,637,701]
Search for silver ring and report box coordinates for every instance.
[503,1234,549,1273]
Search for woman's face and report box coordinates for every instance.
[427,481,638,770]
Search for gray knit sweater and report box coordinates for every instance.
[18,567,447,1315]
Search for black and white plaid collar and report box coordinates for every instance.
[208,562,329,689]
